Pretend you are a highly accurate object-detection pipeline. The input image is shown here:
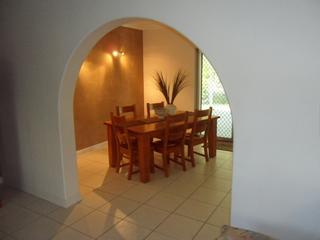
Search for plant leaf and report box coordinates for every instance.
[170,70,188,104]
[153,71,170,104]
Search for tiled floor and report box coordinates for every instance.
[0,146,232,239]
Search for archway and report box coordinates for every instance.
[59,18,233,213]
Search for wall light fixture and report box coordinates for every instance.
[112,50,124,57]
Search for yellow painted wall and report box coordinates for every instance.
[143,27,197,112]
[73,27,144,150]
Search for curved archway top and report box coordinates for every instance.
[57,17,231,206]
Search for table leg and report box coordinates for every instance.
[107,124,117,167]
[208,118,218,158]
[137,134,150,183]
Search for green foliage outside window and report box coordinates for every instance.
[201,54,232,139]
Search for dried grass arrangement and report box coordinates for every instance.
[153,70,188,105]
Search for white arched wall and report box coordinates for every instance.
[1,1,320,239]
[58,18,134,208]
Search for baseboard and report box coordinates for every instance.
[77,141,107,154]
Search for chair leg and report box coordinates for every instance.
[174,153,178,162]
[128,155,133,180]
[116,153,122,173]
[181,148,186,171]
[150,151,155,173]
[188,144,192,157]
[190,147,195,167]
[163,153,169,177]
[204,141,209,162]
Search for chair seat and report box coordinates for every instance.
[185,133,206,145]
[152,140,181,152]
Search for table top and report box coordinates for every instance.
[128,115,218,134]
[104,114,219,135]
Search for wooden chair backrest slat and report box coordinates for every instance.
[147,102,164,118]
[115,104,137,119]
[110,112,132,152]
[164,112,188,148]
[191,107,212,137]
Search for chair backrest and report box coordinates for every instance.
[147,102,165,118]
[163,112,188,148]
[115,104,137,119]
[190,107,212,138]
[110,112,132,151]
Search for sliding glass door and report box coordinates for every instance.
[200,54,233,140]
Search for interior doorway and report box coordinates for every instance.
[71,19,234,238]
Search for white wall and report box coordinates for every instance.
[143,27,197,111]
[1,1,320,239]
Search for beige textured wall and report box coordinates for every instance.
[143,27,197,112]
[74,27,144,150]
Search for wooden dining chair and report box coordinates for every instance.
[110,112,139,180]
[151,112,188,177]
[115,104,137,119]
[146,102,164,118]
[185,107,212,167]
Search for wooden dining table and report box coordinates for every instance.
[104,114,219,183]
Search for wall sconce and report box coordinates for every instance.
[112,50,124,57]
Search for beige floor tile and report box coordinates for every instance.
[98,221,151,240]
[98,179,135,195]
[80,174,109,188]
[75,147,232,239]
[212,169,233,180]
[80,190,116,209]
[0,204,40,234]
[207,207,230,227]
[220,193,232,209]
[2,236,15,240]
[201,177,232,192]
[121,184,158,203]
[221,161,233,170]
[52,227,93,240]
[190,187,226,205]
[98,196,140,218]
[142,174,176,190]
[71,211,121,238]
[193,224,221,240]
[48,203,93,225]
[78,169,94,182]
[175,199,217,222]
[216,150,233,160]
[163,181,199,198]
[12,216,64,240]
[146,232,176,240]
[175,171,208,186]
[186,163,217,177]
[0,203,20,217]
[77,158,94,169]
[9,191,39,208]
[214,158,226,168]
[25,198,59,215]
[125,205,169,230]
[90,157,109,166]
[146,192,185,212]
[156,214,203,240]
[79,184,94,196]
[78,157,108,170]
